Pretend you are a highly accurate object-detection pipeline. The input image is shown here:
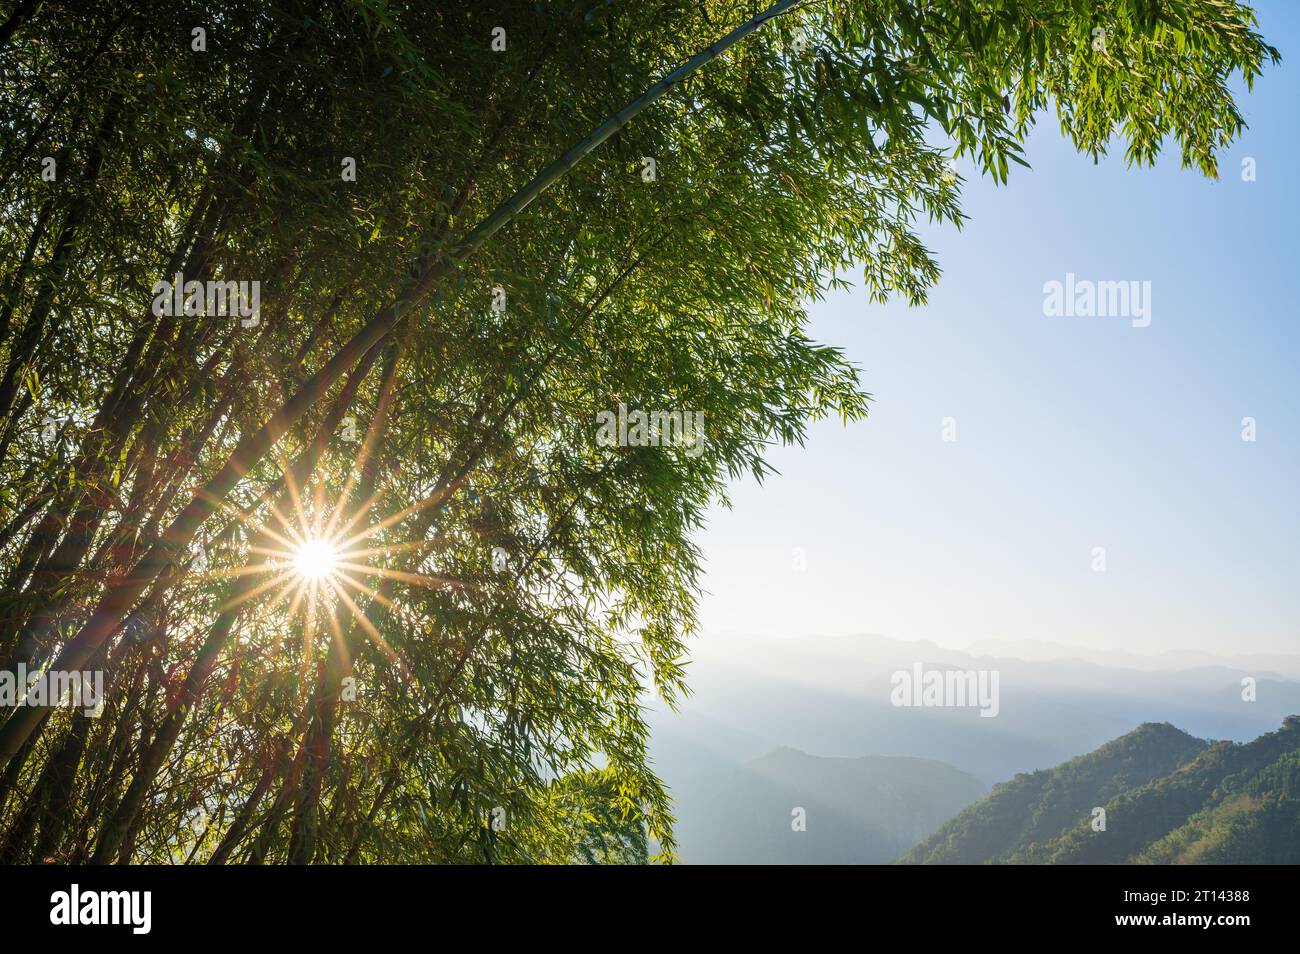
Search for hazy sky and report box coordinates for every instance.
[697,2,1299,657]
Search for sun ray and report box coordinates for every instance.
[258,573,306,618]
[321,353,401,544]
[327,487,390,549]
[321,594,352,673]
[207,561,288,583]
[332,472,473,552]
[206,489,308,559]
[342,538,447,562]
[330,567,395,610]
[218,568,302,613]
[333,561,474,591]
[325,575,399,666]
[284,576,308,622]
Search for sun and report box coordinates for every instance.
[293,537,340,581]
[209,443,458,674]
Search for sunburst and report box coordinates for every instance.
[292,536,341,582]
[198,425,475,684]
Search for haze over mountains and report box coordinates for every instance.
[676,748,985,864]
[965,638,1300,682]
[649,633,1300,863]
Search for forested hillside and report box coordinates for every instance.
[901,716,1300,864]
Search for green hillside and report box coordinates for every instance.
[900,716,1300,864]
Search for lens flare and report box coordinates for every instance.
[293,537,339,581]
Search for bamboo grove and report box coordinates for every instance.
[0,1,1277,863]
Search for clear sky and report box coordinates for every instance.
[697,2,1300,657]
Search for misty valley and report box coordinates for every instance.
[650,634,1300,864]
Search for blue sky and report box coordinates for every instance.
[697,2,1300,656]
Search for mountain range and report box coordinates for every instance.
[903,716,1300,863]
[649,633,1300,863]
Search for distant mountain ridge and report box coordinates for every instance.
[677,747,985,864]
[651,632,1300,788]
[901,716,1300,864]
[961,638,1300,682]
